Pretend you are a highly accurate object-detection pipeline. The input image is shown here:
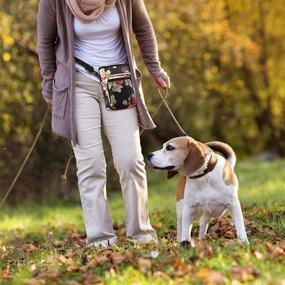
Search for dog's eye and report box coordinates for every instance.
[166,145,175,151]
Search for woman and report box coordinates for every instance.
[37,0,170,247]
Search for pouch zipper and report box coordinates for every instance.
[108,73,131,81]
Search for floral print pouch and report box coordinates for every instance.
[99,64,137,110]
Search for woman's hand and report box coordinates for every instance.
[155,71,171,90]
[44,96,53,107]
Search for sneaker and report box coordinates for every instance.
[127,233,158,245]
[86,236,118,249]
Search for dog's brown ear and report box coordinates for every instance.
[167,170,179,179]
[181,139,207,177]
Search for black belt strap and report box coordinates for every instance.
[74,57,100,78]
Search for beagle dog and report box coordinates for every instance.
[147,136,249,246]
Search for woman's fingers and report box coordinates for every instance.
[156,75,170,90]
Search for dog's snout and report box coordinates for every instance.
[146,153,153,160]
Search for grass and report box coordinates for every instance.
[0,159,285,284]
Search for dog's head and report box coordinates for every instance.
[147,136,211,178]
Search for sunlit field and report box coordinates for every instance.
[1,160,284,284]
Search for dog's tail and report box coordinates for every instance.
[206,141,237,168]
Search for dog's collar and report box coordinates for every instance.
[189,152,217,179]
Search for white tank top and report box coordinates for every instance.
[73,6,128,82]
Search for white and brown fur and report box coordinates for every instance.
[147,136,249,246]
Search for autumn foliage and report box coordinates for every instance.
[1,1,285,198]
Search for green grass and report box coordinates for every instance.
[0,160,285,284]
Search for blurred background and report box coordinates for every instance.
[1,0,285,203]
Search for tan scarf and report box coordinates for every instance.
[65,0,117,23]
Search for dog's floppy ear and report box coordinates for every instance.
[167,170,179,179]
[181,138,207,177]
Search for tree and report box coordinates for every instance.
[1,0,285,202]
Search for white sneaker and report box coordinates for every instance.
[86,236,118,249]
[128,233,158,245]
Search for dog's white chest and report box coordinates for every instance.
[189,184,229,215]
[185,159,236,217]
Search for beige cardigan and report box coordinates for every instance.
[37,0,167,145]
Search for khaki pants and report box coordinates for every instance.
[71,70,157,247]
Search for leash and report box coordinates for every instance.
[0,87,188,206]
[154,88,189,137]
[0,106,51,208]
[139,88,170,136]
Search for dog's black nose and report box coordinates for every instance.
[146,153,153,160]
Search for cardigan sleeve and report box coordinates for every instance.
[37,0,57,100]
[131,0,167,80]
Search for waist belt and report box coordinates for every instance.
[74,57,100,79]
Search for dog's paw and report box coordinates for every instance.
[180,240,195,248]
[242,239,249,245]
[238,237,249,245]
[180,240,191,248]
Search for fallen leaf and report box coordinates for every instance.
[206,271,225,285]
[24,244,38,252]
[265,241,285,259]
[264,227,277,238]
[30,264,37,271]
[110,252,126,265]
[253,251,263,260]
[46,268,60,279]
[93,255,108,266]
[232,265,260,281]
[174,263,192,277]
[138,258,151,274]
[65,281,80,285]
[54,254,68,264]
[0,268,11,279]
[154,222,162,228]
[153,271,165,278]
[24,278,45,285]
[66,264,80,272]
[197,268,211,278]
[196,268,225,284]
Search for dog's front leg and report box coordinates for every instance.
[176,199,184,242]
[180,202,196,247]
[229,200,249,244]
[175,175,186,242]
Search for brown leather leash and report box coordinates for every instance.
[0,88,188,207]
[153,88,188,137]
